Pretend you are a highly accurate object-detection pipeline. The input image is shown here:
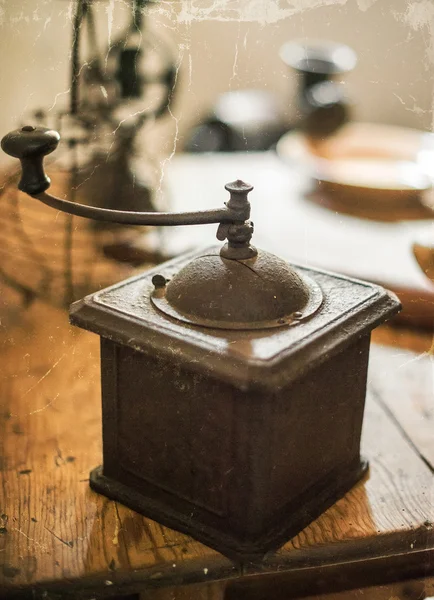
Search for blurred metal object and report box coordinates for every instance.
[185,90,287,152]
[56,0,177,213]
[280,40,356,139]
[0,0,178,308]
[185,40,355,154]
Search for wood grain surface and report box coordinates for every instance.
[0,166,156,309]
[0,295,433,598]
[145,576,434,600]
[369,342,434,471]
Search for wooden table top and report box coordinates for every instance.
[0,284,433,598]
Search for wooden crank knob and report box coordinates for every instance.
[1,126,60,195]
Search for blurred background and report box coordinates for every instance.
[0,0,432,164]
[1,0,434,325]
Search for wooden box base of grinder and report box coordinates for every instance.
[70,246,400,561]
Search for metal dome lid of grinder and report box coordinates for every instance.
[1,126,323,330]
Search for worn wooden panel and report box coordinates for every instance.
[114,346,235,516]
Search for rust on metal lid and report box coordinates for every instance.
[150,248,323,330]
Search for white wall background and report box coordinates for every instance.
[0,0,433,165]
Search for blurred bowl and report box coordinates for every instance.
[277,123,433,211]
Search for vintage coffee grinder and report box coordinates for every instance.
[2,126,400,560]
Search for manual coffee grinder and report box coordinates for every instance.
[2,126,400,560]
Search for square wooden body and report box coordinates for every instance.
[71,248,400,560]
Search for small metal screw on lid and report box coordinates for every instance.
[152,274,167,288]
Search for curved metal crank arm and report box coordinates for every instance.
[0,126,252,228]
[33,191,236,226]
